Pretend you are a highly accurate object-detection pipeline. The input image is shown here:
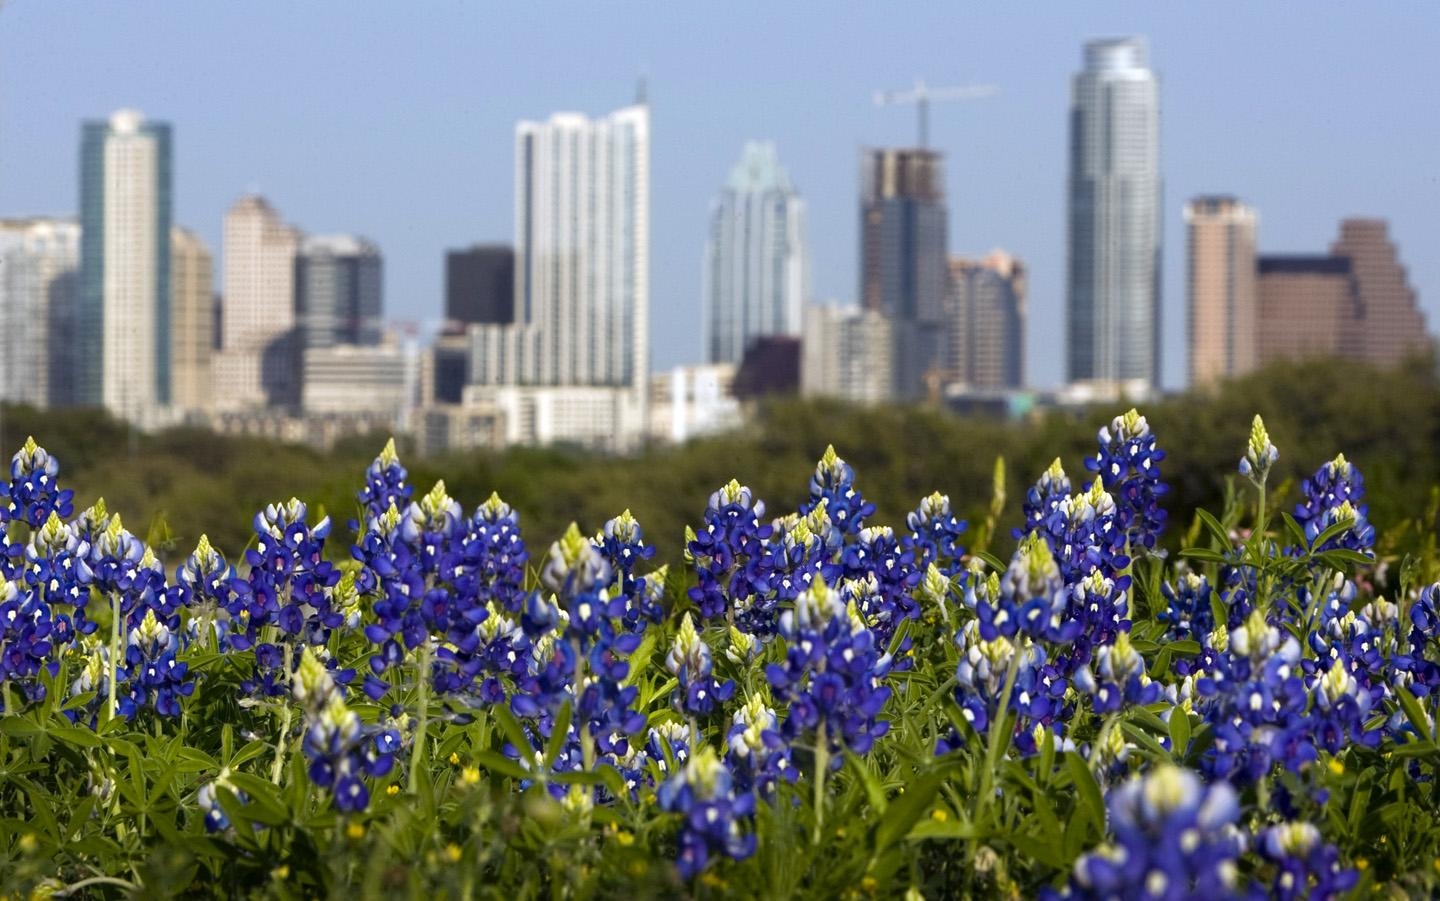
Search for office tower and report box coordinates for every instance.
[0,218,80,408]
[1066,38,1161,390]
[947,250,1026,390]
[859,147,946,399]
[801,304,894,404]
[301,341,408,417]
[1330,219,1427,365]
[469,102,649,449]
[297,234,383,348]
[703,142,809,365]
[446,245,514,327]
[170,227,214,412]
[1186,197,1258,387]
[1255,256,1362,365]
[78,109,173,419]
[216,195,301,409]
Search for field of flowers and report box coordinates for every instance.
[0,408,1437,898]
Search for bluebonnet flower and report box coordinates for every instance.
[1076,631,1160,714]
[657,746,757,880]
[905,491,968,575]
[1293,455,1374,554]
[1309,657,1379,753]
[686,480,773,624]
[1086,409,1169,551]
[724,693,794,795]
[296,649,398,813]
[22,510,90,635]
[1160,572,1216,642]
[3,437,74,529]
[174,534,233,647]
[1256,822,1357,901]
[665,613,735,718]
[354,437,413,528]
[120,606,194,717]
[1238,415,1279,486]
[596,509,656,602]
[1043,481,1130,587]
[839,526,921,639]
[1058,765,1247,900]
[766,578,893,758]
[452,492,529,615]
[0,579,59,708]
[1018,458,1071,540]
[800,446,875,537]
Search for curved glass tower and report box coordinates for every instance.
[1066,38,1161,390]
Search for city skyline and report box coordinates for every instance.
[1,4,1438,389]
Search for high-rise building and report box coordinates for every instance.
[297,234,383,348]
[78,109,172,420]
[860,147,946,399]
[946,250,1026,390]
[703,142,809,365]
[1186,197,1258,387]
[169,227,214,412]
[1256,256,1362,365]
[0,218,80,408]
[445,245,514,328]
[215,195,301,410]
[468,102,649,449]
[801,304,894,404]
[1330,218,1427,366]
[1066,38,1161,391]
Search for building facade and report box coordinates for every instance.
[0,219,79,408]
[1256,256,1362,365]
[169,227,214,412]
[860,148,946,399]
[445,245,514,328]
[1331,218,1427,366]
[78,109,173,420]
[296,234,383,348]
[648,364,741,444]
[1186,196,1258,387]
[801,304,894,404]
[215,195,301,409]
[946,250,1026,390]
[703,142,808,365]
[1066,38,1161,389]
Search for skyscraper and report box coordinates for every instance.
[801,304,894,404]
[0,218,80,408]
[445,245,514,328]
[1186,196,1257,387]
[946,251,1026,390]
[468,102,650,449]
[1330,219,1427,366]
[1066,38,1161,391]
[215,195,300,409]
[170,227,214,412]
[78,109,172,420]
[296,234,383,348]
[703,142,809,365]
[1256,256,1362,365]
[860,147,946,399]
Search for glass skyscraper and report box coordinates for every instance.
[296,234,383,348]
[78,109,173,419]
[703,142,809,365]
[1066,38,1161,390]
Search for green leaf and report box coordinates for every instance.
[1179,548,1230,565]
[1169,711,1192,760]
[1194,508,1231,548]
[491,704,535,758]
[844,749,888,817]
[1064,753,1104,829]
[1396,687,1435,742]
[905,818,978,841]
[225,773,292,826]
[475,749,531,781]
[874,764,956,852]
[544,701,573,770]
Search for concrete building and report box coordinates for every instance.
[703,142,808,365]
[0,218,79,408]
[1331,218,1427,366]
[1186,197,1258,387]
[468,102,650,449]
[860,147,946,400]
[1256,256,1362,365]
[78,109,172,420]
[801,304,894,404]
[1066,38,1161,391]
[648,364,741,444]
[215,195,301,410]
[169,227,214,412]
[445,245,514,328]
[296,234,383,349]
[301,341,409,419]
[947,250,1026,390]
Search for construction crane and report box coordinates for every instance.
[872,78,998,149]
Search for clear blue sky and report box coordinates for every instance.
[2,2,1436,389]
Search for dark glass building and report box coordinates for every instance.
[446,244,514,328]
[295,234,382,348]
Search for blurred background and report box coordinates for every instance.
[0,2,1436,560]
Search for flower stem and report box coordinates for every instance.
[977,639,1024,826]
[409,641,431,793]
[106,592,121,721]
[812,721,829,845]
[270,643,293,784]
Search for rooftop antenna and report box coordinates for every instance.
[872,77,998,148]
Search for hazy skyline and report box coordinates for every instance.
[2,3,1436,389]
